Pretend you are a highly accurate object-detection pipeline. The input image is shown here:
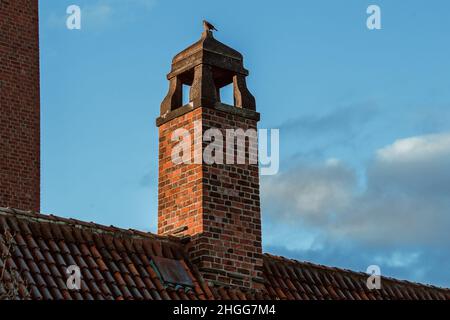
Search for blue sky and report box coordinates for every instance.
[39,0,450,287]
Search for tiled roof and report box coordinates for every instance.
[0,208,213,300]
[0,208,448,300]
[263,254,450,300]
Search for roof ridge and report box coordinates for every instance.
[0,207,182,244]
[263,253,450,293]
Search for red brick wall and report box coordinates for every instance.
[0,0,40,211]
[158,108,204,236]
[158,107,263,289]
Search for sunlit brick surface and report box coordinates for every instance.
[158,107,263,289]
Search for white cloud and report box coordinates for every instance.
[262,132,450,246]
[263,159,355,224]
[47,1,157,30]
[86,0,157,26]
[263,132,450,287]
[373,252,421,268]
[369,133,450,197]
[84,4,113,27]
[131,0,158,9]
[377,133,450,163]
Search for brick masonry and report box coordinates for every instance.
[158,106,263,289]
[0,0,40,211]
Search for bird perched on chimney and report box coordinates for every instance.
[203,20,218,32]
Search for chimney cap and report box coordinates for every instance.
[168,24,247,80]
[172,31,243,63]
[160,23,256,118]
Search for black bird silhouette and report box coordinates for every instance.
[203,20,218,32]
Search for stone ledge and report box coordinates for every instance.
[156,102,260,127]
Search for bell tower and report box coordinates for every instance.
[157,26,263,289]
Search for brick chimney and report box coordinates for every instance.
[157,29,263,289]
[0,0,40,212]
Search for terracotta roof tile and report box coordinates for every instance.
[29,285,42,300]
[263,254,450,300]
[39,261,52,275]
[0,208,448,300]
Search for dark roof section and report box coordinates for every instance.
[0,208,214,300]
[263,254,450,300]
[0,208,448,300]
